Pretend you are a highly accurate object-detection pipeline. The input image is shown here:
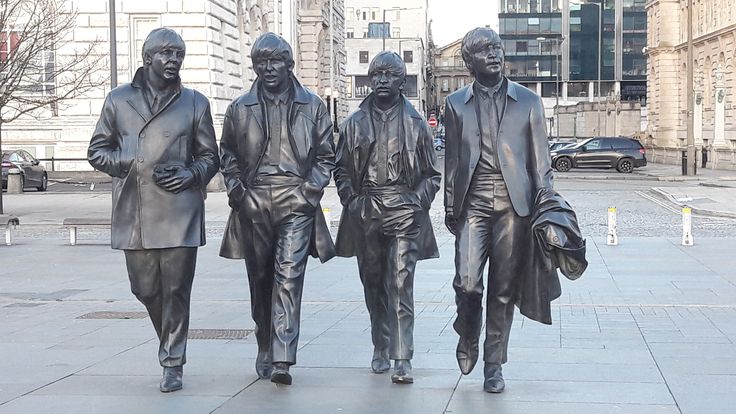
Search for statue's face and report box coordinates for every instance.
[370,67,405,100]
[254,55,292,92]
[467,33,504,79]
[147,45,185,83]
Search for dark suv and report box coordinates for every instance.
[550,137,647,173]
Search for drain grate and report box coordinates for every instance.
[188,329,252,340]
[76,311,149,320]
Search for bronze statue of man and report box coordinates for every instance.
[219,32,336,386]
[88,28,219,393]
[335,51,441,384]
[444,27,556,393]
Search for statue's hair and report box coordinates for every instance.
[251,32,294,67]
[368,51,407,79]
[460,27,502,74]
[142,28,185,61]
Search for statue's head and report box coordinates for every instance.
[142,28,186,83]
[461,27,504,81]
[252,32,295,93]
[368,51,406,101]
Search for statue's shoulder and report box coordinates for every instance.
[446,84,472,108]
[507,80,541,104]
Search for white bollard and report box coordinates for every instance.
[682,207,694,246]
[607,206,618,246]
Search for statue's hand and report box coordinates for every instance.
[445,213,457,235]
[153,165,195,193]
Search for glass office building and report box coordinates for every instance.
[499,0,646,103]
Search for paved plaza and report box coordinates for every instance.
[1,164,736,413]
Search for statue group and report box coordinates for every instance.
[89,27,586,394]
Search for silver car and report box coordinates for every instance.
[2,150,48,191]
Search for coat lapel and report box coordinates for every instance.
[463,84,481,168]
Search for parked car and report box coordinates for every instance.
[434,133,445,151]
[550,137,647,173]
[1,150,48,191]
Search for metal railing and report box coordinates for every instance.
[37,157,89,172]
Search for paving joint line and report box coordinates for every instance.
[628,307,684,414]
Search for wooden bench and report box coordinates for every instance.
[0,215,20,245]
[62,217,111,246]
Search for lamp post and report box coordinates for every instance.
[537,36,563,141]
[109,0,117,89]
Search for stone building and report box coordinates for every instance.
[3,0,345,170]
[343,0,429,115]
[646,0,736,169]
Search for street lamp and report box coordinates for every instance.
[537,36,564,141]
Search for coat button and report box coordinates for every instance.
[164,131,170,137]
[138,157,144,163]
[139,133,145,138]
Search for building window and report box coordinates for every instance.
[130,15,161,77]
[354,75,371,97]
[392,28,400,38]
[362,11,367,20]
[359,51,369,63]
[367,22,390,38]
[346,7,354,20]
[347,32,354,38]
[442,79,449,91]
[0,31,19,63]
[516,41,528,54]
[1,30,55,96]
[372,8,379,20]
[403,50,413,63]
[404,75,418,97]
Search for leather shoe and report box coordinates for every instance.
[255,350,272,379]
[371,348,390,374]
[159,366,183,393]
[391,359,413,384]
[483,363,505,393]
[456,337,479,375]
[270,362,292,385]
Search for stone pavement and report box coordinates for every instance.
[1,164,736,413]
[1,235,736,413]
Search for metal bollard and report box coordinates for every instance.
[607,206,618,246]
[682,207,694,246]
[6,168,23,194]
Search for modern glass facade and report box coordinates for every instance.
[499,0,646,102]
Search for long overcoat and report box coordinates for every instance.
[88,68,219,250]
[218,77,336,263]
[334,94,441,260]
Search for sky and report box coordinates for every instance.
[428,0,498,48]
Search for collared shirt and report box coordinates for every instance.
[474,77,507,174]
[365,101,403,187]
[140,72,180,115]
[257,86,301,177]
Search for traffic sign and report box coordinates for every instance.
[428,117,438,128]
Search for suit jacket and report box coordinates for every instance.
[334,94,441,260]
[517,188,587,325]
[88,68,219,250]
[218,76,336,263]
[443,79,553,218]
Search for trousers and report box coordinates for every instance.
[239,182,314,365]
[124,247,198,367]
[452,174,528,365]
[354,186,420,360]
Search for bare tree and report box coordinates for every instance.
[0,0,107,213]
